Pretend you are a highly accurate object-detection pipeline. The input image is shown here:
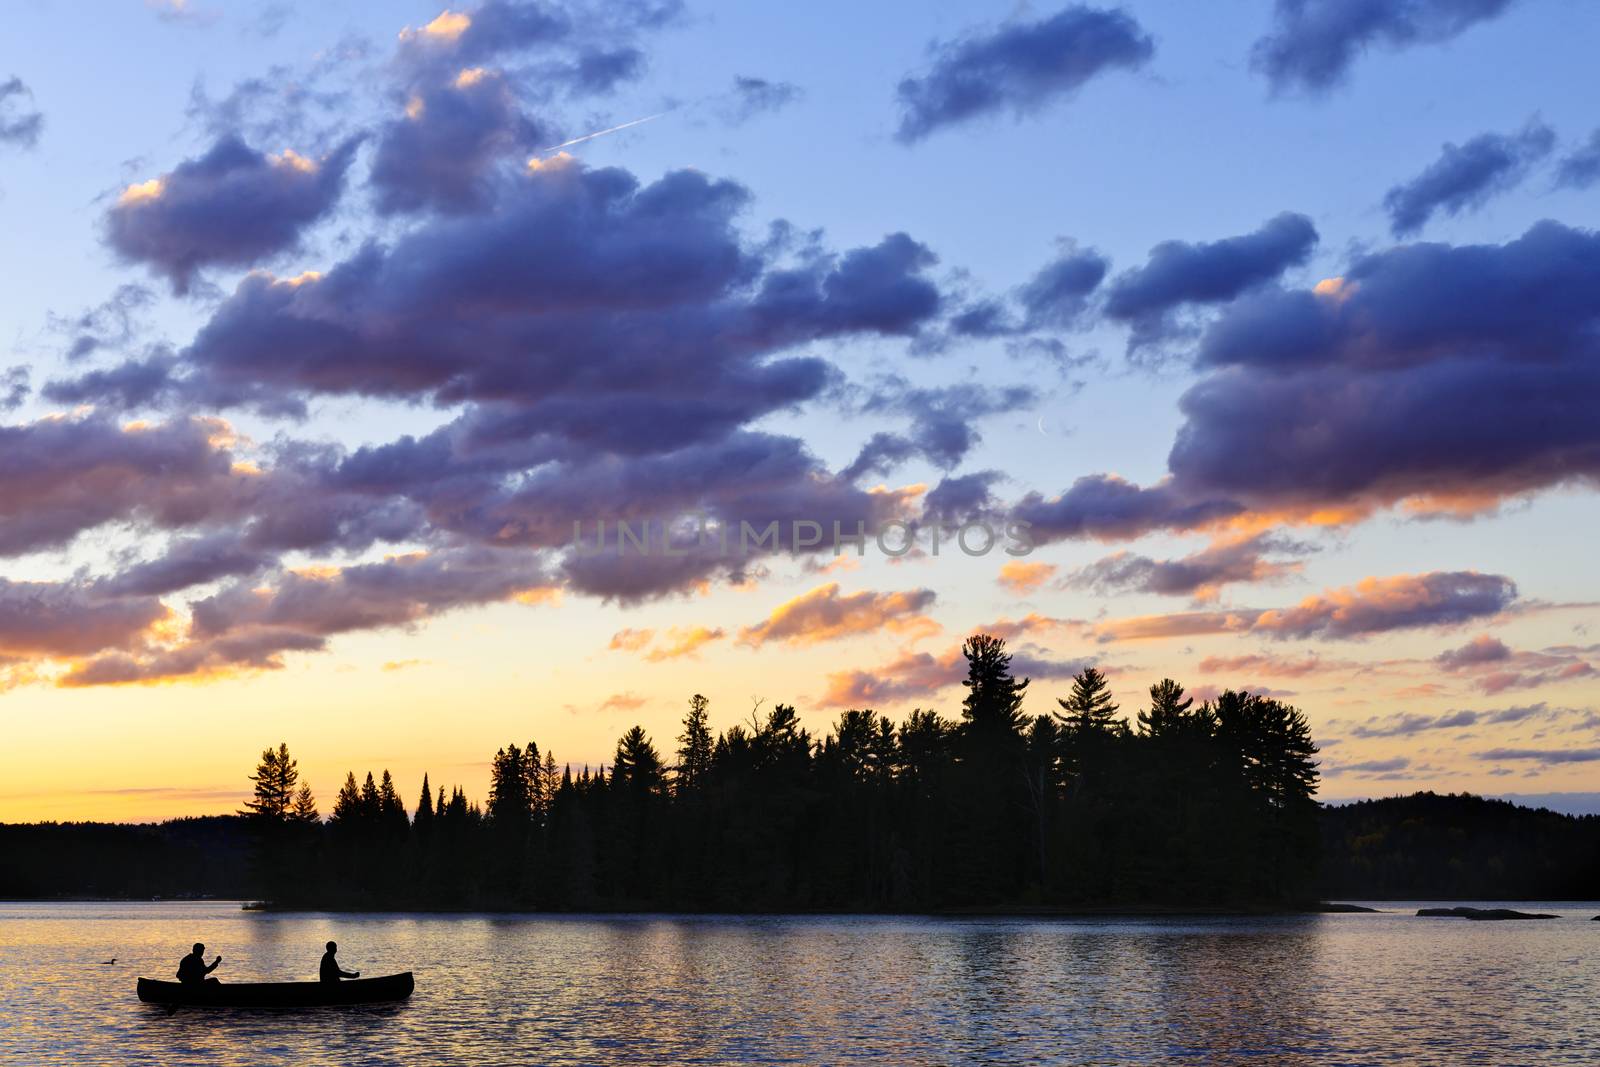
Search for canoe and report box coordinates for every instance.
[137,972,413,1008]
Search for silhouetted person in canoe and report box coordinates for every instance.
[320,941,360,983]
[176,943,221,986]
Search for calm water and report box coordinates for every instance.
[1,902,1597,1065]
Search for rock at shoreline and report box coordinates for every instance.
[1317,902,1379,913]
[1415,906,1557,920]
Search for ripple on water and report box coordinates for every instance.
[0,903,1597,1066]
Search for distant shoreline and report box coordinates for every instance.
[18,898,1600,915]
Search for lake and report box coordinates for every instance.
[0,901,1596,1065]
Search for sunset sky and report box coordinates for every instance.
[3,0,1599,823]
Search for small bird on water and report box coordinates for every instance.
[100,958,117,965]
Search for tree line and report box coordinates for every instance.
[238,634,1324,910]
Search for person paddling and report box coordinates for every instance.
[319,941,360,983]
[176,943,221,986]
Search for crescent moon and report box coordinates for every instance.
[1037,415,1049,436]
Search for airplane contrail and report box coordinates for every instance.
[538,111,670,155]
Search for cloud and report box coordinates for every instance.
[644,626,725,661]
[1250,0,1520,94]
[43,354,181,411]
[1103,213,1318,352]
[1435,633,1513,670]
[1011,222,1600,546]
[371,68,546,216]
[719,76,801,125]
[1554,130,1600,191]
[0,368,28,412]
[63,546,554,686]
[820,646,963,708]
[0,76,43,149]
[1015,475,1242,544]
[740,583,938,647]
[894,4,1154,142]
[174,161,942,420]
[1169,221,1600,522]
[1329,700,1575,739]
[1018,242,1109,329]
[997,560,1057,595]
[1382,121,1554,236]
[1090,570,1515,643]
[0,413,259,558]
[977,613,1075,643]
[599,691,647,712]
[1196,652,1348,677]
[369,1,685,214]
[1251,571,1515,638]
[608,627,654,652]
[1429,635,1596,694]
[1323,756,1410,776]
[1066,533,1313,601]
[1346,709,1479,738]
[923,471,1004,525]
[1477,746,1600,765]
[0,579,168,661]
[105,136,359,294]
[100,533,272,597]
[608,624,726,661]
[845,378,1032,479]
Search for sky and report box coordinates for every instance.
[2,0,1598,822]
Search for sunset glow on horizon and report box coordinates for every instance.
[3,0,1599,824]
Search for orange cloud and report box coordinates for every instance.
[820,647,964,708]
[1091,571,1515,644]
[644,626,726,662]
[608,627,654,652]
[997,560,1057,595]
[977,613,1078,642]
[740,583,939,647]
[599,691,648,712]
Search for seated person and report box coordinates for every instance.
[176,943,221,985]
[319,941,360,983]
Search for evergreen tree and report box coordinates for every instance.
[291,782,320,824]
[379,770,408,830]
[242,743,300,823]
[676,694,714,794]
[960,635,1029,737]
[613,726,666,796]
[1137,678,1195,737]
[331,771,362,825]
[415,774,435,833]
[1056,667,1122,734]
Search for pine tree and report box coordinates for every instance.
[676,694,714,794]
[960,635,1030,738]
[379,769,408,831]
[488,744,534,825]
[331,771,362,825]
[540,751,560,810]
[613,726,665,796]
[1138,678,1195,737]
[291,782,320,824]
[415,774,435,833]
[1055,667,1122,734]
[242,743,300,823]
[360,772,382,822]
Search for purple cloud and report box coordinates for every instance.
[105,135,358,293]
[1251,0,1519,94]
[1383,121,1554,236]
[895,5,1154,142]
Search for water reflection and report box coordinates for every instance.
[1,904,1597,1065]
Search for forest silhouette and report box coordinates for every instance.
[7,632,1599,906]
[233,634,1326,910]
